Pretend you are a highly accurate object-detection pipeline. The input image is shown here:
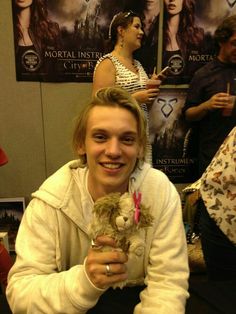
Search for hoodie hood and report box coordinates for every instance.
[32,160,152,209]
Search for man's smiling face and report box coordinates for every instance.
[79,105,142,200]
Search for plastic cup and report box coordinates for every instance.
[146,79,159,89]
[222,95,235,116]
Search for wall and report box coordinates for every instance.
[0,0,92,202]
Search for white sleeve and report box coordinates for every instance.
[135,177,189,314]
[6,200,105,314]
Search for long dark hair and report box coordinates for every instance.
[163,0,204,56]
[12,0,61,49]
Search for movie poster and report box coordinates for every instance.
[161,0,236,85]
[12,0,160,82]
[149,88,198,183]
[195,0,236,34]
[12,0,236,83]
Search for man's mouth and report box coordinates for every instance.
[101,163,123,169]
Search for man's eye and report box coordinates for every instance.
[93,134,106,141]
[122,137,135,144]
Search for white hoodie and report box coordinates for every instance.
[6,160,189,313]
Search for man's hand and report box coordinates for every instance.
[206,92,231,111]
[85,236,128,289]
[185,92,233,121]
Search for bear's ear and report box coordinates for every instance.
[93,192,121,218]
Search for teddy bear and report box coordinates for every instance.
[88,191,154,254]
[88,191,154,288]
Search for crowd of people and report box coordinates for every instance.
[1,2,236,313]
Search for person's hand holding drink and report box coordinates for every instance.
[223,83,235,116]
[145,66,169,103]
[146,78,160,89]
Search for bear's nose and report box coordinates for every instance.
[123,217,128,222]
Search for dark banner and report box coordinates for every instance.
[12,0,159,82]
[149,88,198,183]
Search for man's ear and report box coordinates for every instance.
[77,144,86,155]
[137,146,144,159]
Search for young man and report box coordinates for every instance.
[6,87,189,314]
[183,15,236,177]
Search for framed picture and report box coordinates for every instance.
[0,231,9,252]
[0,197,25,252]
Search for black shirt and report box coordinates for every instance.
[183,58,236,175]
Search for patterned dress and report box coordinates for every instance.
[200,126,236,245]
[94,53,152,165]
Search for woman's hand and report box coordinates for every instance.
[85,236,128,289]
[132,76,162,105]
[133,88,160,105]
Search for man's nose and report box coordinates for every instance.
[105,139,121,157]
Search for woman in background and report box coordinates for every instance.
[93,11,162,164]
[110,1,160,75]
[12,0,61,81]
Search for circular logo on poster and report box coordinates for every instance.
[21,49,42,72]
[168,54,185,75]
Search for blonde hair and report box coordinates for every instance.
[73,87,147,165]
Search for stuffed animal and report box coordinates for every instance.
[88,192,154,254]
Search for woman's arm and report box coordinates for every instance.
[92,59,116,95]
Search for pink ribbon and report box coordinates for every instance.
[133,191,142,224]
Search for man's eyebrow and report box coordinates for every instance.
[90,128,106,132]
[90,128,138,137]
[121,131,138,136]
